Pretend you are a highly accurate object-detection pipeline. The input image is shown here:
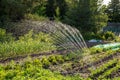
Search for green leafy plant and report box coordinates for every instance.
[48,55,58,65]
[55,55,64,63]
[41,57,51,68]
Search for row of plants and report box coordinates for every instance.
[0,29,56,59]
[0,58,83,80]
[89,59,118,79]
[90,43,120,54]
[41,51,83,69]
[110,77,120,80]
[98,60,120,79]
[84,49,118,65]
[65,49,119,71]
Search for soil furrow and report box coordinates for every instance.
[0,49,73,64]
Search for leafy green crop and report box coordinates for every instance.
[0,59,83,80]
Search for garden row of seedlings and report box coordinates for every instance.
[83,51,120,79]
[109,53,120,78]
[89,58,120,80]
[50,49,120,79]
[108,66,120,78]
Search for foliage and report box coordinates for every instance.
[55,0,68,20]
[90,47,103,54]
[63,52,81,61]
[106,0,120,22]
[64,0,108,33]
[55,55,64,63]
[103,31,116,40]
[90,42,120,54]
[46,0,67,20]
[83,32,96,40]
[94,31,116,40]
[84,31,116,40]
[0,59,83,80]
[98,62,120,79]
[46,0,55,19]
[41,57,51,68]
[114,36,120,42]
[90,59,119,79]
[0,28,14,43]
[41,55,65,68]
[0,0,47,23]
[24,13,48,21]
[31,0,47,16]
[0,0,26,21]
[0,30,56,59]
[48,55,58,65]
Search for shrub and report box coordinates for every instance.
[104,31,115,40]
[93,32,105,40]
[83,31,116,41]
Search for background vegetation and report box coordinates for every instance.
[0,0,120,34]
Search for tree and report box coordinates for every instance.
[56,0,67,19]
[46,0,67,20]
[106,0,120,22]
[90,0,108,33]
[0,0,26,21]
[64,0,108,33]
[0,0,44,22]
[46,0,56,19]
[32,0,47,16]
